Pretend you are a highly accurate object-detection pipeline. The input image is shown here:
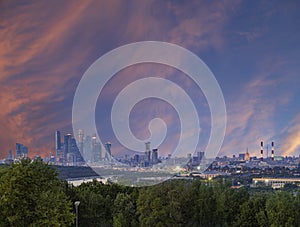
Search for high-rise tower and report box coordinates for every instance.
[105,142,112,162]
[78,129,84,157]
[152,148,158,164]
[55,130,63,160]
[64,134,72,160]
[55,130,61,151]
[145,142,151,162]
[84,135,92,162]
[15,143,28,159]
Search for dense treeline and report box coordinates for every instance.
[1,160,300,226]
[68,179,300,227]
[0,159,74,226]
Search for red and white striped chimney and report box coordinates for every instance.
[260,141,263,161]
[271,142,274,161]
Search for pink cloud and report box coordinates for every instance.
[280,114,300,156]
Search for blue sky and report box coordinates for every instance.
[0,0,299,158]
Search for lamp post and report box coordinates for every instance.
[74,201,80,227]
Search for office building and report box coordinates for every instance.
[105,142,112,162]
[152,149,158,164]
[15,143,28,159]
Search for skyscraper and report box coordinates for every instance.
[7,149,13,160]
[55,130,61,151]
[105,142,112,162]
[16,143,22,158]
[71,138,84,163]
[197,151,205,162]
[5,149,13,165]
[77,129,84,158]
[55,130,63,161]
[84,135,92,162]
[145,142,150,151]
[15,143,28,159]
[152,148,158,164]
[93,142,102,162]
[145,142,151,162]
[64,134,72,161]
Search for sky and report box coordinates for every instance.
[0,0,300,159]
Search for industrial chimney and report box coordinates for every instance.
[260,141,263,161]
[271,142,274,161]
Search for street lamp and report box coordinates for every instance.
[74,201,80,227]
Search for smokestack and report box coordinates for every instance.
[260,141,263,161]
[271,142,274,161]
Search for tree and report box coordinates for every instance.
[294,189,300,226]
[66,180,135,226]
[113,192,138,227]
[216,187,249,226]
[72,181,110,226]
[0,159,74,226]
[137,180,186,226]
[266,191,296,227]
[234,193,267,227]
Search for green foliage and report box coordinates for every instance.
[234,193,268,227]
[113,192,138,227]
[266,191,296,226]
[65,180,135,227]
[0,159,74,226]
[2,163,300,227]
[137,180,189,226]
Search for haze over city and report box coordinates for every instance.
[0,1,299,159]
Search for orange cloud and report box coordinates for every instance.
[4,0,281,161]
[220,69,287,157]
[281,114,300,156]
[0,1,95,157]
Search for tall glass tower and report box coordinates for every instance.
[55,130,61,151]
[105,142,112,162]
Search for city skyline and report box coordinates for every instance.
[0,1,300,158]
[3,129,293,166]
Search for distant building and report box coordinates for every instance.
[15,143,28,159]
[145,142,150,151]
[5,149,13,165]
[71,138,84,163]
[245,149,250,161]
[253,178,300,189]
[55,130,61,151]
[134,154,140,164]
[77,129,84,158]
[152,149,158,164]
[105,142,112,162]
[145,142,151,162]
[197,152,205,162]
[54,131,85,165]
[93,141,102,162]
[8,149,13,159]
[63,134,72,160]
[84,135,92,162]
[239,153,245,160]
[55,131,63,161]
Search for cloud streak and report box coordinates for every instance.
[280,114,300,156]
[0,0,299,161]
